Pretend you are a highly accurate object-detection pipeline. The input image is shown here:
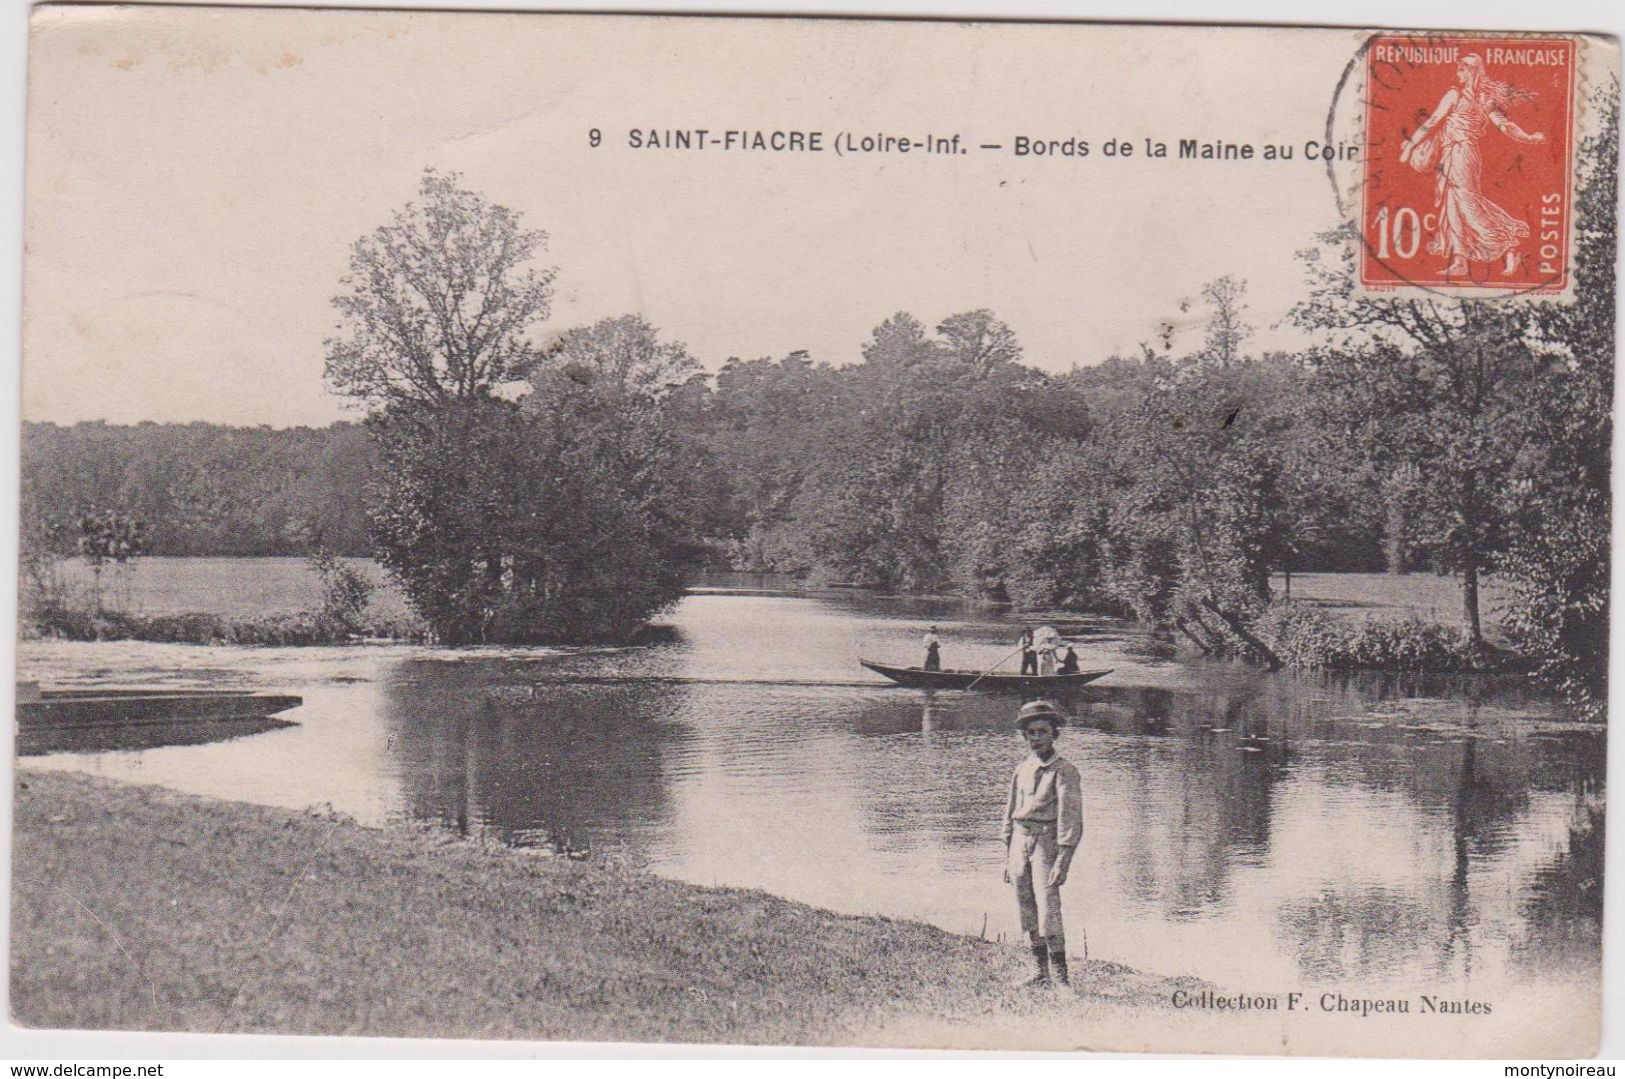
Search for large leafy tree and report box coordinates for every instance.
[325,168,555,408]
[364,396,531,643]
[1290,234,1543,652]
[935,309,1023,376]
[1104,335,1297,665]
[861,312,940,371]
[325,169,556,642]
[326,173,707,643]
[491,317,710,641]
[1499,81,1617,718]
[703,350,843,571]
[777,309,1081,592]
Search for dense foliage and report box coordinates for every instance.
[1497,84,1617,721]
[21,421,374,556]
[697,297,1359,666]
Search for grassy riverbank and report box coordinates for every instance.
[12,770,1196,1048]
[1270,572,1507,633]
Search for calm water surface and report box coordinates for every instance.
[20,579,1604,1003]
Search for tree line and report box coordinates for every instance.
[22,88,1612,718]
[22,420,374,557]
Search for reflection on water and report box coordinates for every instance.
[20,579,1603,1003]
[383,666,693,853]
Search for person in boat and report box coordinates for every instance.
[1002,699,1083,989]
[1035,625,1059,676]
[1057,645,1080,675]
[923,626,942,672]
[1019,629,1038,676]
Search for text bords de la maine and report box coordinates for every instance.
[597,128,1359,162]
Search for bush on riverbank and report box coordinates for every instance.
[1254,601,1520,673]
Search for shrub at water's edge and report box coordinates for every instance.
[1254,601,1524,675]
[307,549,378,638]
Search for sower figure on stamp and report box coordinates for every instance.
[1003,699,1083,988]
[1399,53,1546,278]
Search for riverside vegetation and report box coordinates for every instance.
[23,549,425,646]
[19,88,1615,717]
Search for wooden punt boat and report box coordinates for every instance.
[16,687,303,731]
[859,659,1112,692]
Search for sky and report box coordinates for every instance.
[14,8,1597,427]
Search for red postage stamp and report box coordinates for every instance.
[1359,34,1578,295]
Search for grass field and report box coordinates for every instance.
[11,770,1197,1048]
[1273,572,1506,631]
[52,557,411,621]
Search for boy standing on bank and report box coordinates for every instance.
[1002,699,1084,988]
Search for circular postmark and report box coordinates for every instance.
[1323,30,1581,301]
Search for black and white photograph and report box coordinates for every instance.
[6,6,1619,1059]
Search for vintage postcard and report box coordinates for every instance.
[10,6,1618,1058]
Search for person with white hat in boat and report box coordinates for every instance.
[1034,625,1060,676]
[1002,698,1083,988]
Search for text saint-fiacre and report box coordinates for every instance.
[628,129,825,152]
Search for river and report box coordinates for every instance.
[17,576,1603,1012]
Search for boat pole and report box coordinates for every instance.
[963,644,1028,692]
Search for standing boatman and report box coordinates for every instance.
[1018,629,1038,676]
[1002,699,1083,988]
[922,625,942,672]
